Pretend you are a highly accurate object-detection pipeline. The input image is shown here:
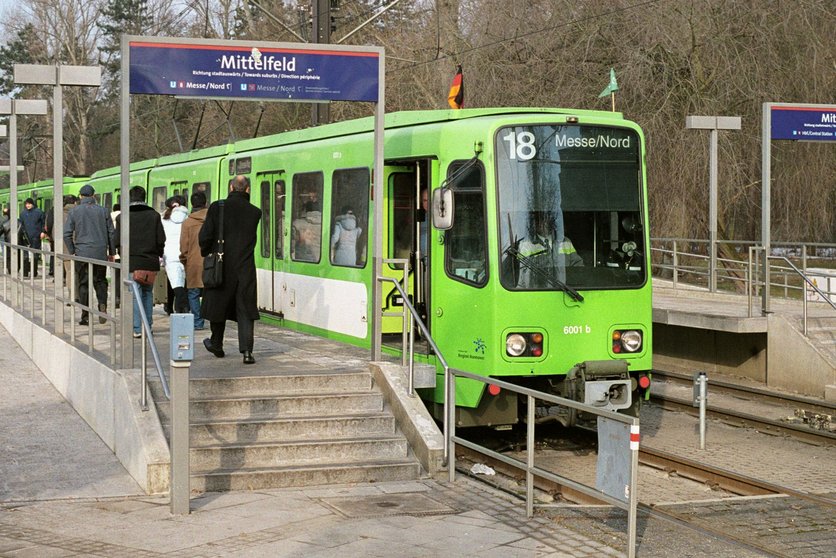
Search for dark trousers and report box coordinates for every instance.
[209,314,255,354]
[76,262,108,318]
[23,251,40,277]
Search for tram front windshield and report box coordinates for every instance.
[496,124,644,291]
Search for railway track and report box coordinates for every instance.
[650,369,836,445]
[455,427,835,557]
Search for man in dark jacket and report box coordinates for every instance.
[199,175,261,364]
[20,198,45,277]
[116,186,166,338]
[64,185,116,325]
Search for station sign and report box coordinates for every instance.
[129,41,379,102]
[770,105,836,141]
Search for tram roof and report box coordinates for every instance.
[232,107,628,152]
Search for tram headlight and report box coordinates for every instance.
[613,329,642,353]
[506,334,527,356]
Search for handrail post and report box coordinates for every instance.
[747,247,754,317]
[526,394,534,518]
[672,240,678,288]
[446,365,454,480]
[802,245,808,335]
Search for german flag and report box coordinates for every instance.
[447,65,463,109]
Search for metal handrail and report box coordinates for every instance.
[448,368,640,558]
[376,269,452,464]
[766,253,836,335]
[125,279,169,408]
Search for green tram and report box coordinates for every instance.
[2,107,653,427]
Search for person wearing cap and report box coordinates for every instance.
[20,197,45,277]
[64,184,116,326]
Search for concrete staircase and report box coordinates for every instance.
[149,368,424,492]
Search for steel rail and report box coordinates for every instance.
[651,393,836,445]
[652,369,836,414]
[454,446,800,558]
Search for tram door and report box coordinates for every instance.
[255,172,286,313]
[382,164,431,339]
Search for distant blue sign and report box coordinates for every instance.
[129,42,379,102]
[771,105,836,141]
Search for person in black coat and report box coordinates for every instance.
[199,175,262,364]
[116,186,166,337]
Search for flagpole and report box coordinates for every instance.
[611,92,615,112]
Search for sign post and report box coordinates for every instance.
[121,35,385,365]
[685,116,742,293]
[761,103,836,313]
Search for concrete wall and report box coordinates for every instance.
[653,324,767,381]
[371,362,445,475]
[767,315,836,398]
[0,303,170,494]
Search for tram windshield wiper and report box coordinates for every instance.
[505,246,584,302]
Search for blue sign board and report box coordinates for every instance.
[771,105,836,141]
[130,42,379,102]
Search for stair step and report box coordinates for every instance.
[191,460,423,492]
[158,392,384,422]
[164,414,397,445]
[186,370,373,398]
[191,436,409,470]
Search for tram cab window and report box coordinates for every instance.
[444,161,487,286]
[330,168,369,268]
[290,172,323,263]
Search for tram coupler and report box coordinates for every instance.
[567,360,632,411]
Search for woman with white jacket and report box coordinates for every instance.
[162,196,190,313]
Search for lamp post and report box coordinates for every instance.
[685,116,742,293]
[13,64,101,334]
[0,98,48,245]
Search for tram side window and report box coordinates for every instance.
[274,180,285,259]
[260,180,271,258]
[445,161,487,286]
[193,182,210,204]
[330,168,369,268]
[290,172,323,263]
[152,187,167,213]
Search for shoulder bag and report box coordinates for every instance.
[202,201,224,288]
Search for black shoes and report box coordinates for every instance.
[203,338,225,358]
[242,351,255,365]
[98,303,107,324]
[79,315,89,326]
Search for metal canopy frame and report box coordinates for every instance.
[120,35,385,367]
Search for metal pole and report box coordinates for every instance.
[370,52,385,361]
[761,104,771,314]
[8,112,18,304]
[709,128,718,293]
[170,360,190,515]
[53,69,65,333]
[627,421,639,558]
[698,372,707,450]
[121,36,133,368]
[526,394,534,518]
[447,367,455,482]
[802,245,808,335]
[311,0,331,125]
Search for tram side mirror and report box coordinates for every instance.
[432,188,454,230]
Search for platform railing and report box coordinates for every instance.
[125,278,169,409]
[651,238,836,330]
[0,241,122,364]
[447,369,640,558]
[376,262,452,464]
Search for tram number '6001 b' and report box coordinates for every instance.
[563,325,591,334]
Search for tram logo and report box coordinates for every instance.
[473,338,486,354]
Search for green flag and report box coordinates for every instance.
[598,68,619,98]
